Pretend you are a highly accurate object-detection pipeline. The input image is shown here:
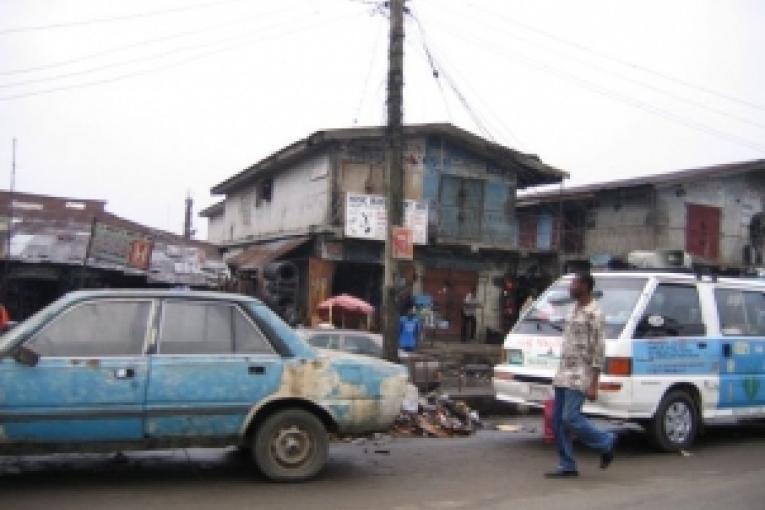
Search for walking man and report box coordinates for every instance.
[546,272,616,478]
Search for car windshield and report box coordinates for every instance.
[513,276,647,338]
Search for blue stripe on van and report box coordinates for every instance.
[632,337,765,409]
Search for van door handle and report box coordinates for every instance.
[114,368,135,379]
[248,365,266,375]
[697,342,707,349]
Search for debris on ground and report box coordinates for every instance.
[391,394,482,438]
[496,424,522,433]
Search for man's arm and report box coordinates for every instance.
[585,311,606,401]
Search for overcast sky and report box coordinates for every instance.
[1,0,764,238]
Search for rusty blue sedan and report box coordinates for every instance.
[0,290,409,481]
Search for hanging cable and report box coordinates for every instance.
[0,11,362,101]
[0,2,305,76]
[0,0,249,35]
[434,2,765,132]
[461,0,765,113]
[353,13,386,125]
[421,14,765,154]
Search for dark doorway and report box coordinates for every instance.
[332,262,382,314]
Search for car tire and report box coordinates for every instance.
[252,409,329,482]
[649,390,699,452]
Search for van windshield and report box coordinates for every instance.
[514,276,648,338]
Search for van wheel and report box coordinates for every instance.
[649,390,698,452]
[252,409,328,482]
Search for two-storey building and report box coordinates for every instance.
[201,123,565,339]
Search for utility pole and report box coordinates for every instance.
[1,138,16,301]
[183,192,194,240]
[382,0,405,362]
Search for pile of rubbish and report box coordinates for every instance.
[392,394,482,438]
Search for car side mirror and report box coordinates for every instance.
[13,345,40,367]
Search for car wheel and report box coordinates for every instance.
[252,409,329,482]
[649,390,699,452]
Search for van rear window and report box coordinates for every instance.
[514,277,647,338]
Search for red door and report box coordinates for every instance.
[686,203,721,261]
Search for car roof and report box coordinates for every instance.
[62,289,262,304]
[299,328,382,338]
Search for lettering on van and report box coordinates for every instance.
[633,340,714,375]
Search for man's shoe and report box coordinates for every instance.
[545,470,579,479]
[600,435,617,470]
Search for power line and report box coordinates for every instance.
[463,0,765,114]
[435,3,765,132]
[353,13,386,124]
[0,2,305,76]
[0,0,248,35]
[0,10,322,90]
[0,12,361,101]
[422,15,765,154]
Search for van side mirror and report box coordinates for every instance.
[13,345,40,367]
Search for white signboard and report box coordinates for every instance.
[345,193,428,245]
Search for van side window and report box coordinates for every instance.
[715,289,765,336]
[636,284,705,338]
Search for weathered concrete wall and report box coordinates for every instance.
[206,212,227,244]
[583,188,655,256]
[223,154,330,241]
[655,173,765,266]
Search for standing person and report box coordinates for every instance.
[460,288,480,342]
[546,272,616,478]
[399,308,420,353]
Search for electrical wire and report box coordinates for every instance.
[410,8,531,147]
[0,10,323,90]
[0,2,306,76]
[406,11,494,140]
[435,2,765,132]
[406,15,452,122]
[0,11,362,101]
[0,0,249,35]
[462,0,765,113]
[422,14,765,154]
[353,14,386,125]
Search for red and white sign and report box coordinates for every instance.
[392,226,414,260]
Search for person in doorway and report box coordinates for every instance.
[546,271,616,478]
[399,308,421,353]
[460,288,480,342]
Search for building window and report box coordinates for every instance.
[256,178,273,206]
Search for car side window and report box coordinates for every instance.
[636,284,706,338]
[160,301,234,354]
[716,289,765,336]
[344,335,382,357]
[308,333,341,350]
[233,308,274,354]
[28,300,151,357]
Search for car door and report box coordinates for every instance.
[145,300,283,439]
[0,299,153,442]
[632,283,714,412]
[714,288,765,409]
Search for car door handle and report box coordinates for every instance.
[697,342,707,349]
[114,368,135,379]
[248,365,266,375]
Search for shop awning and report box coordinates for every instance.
[227,236,309,272]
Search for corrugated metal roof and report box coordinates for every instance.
[226,236,309,271]
[210,123,567,195]
[1,190,228,287]
[518,159,765,206]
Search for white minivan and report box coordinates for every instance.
[493,271,765,451]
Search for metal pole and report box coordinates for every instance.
[1,138,16,300]
[382,0,405,363]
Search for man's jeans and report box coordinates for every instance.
[552,386,615,472]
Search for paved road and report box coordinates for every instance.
[1,419,764,510]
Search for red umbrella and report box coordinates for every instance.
[317,294,374,315]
